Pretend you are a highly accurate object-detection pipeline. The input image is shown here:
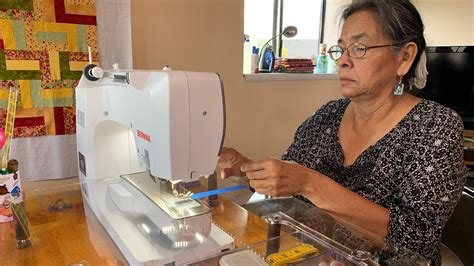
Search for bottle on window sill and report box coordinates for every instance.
[316,43,328,74]
[243,34,252,74]
[251,46,259,74]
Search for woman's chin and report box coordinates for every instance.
[340,87,360,98]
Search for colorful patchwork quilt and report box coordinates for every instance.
[0,0,98,137]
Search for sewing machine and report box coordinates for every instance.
[75,65,233,265]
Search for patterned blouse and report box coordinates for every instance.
[281,98,466,265]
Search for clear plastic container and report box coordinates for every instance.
[219,249,267,266]
[186,211,374,266]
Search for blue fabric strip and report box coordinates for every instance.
[191,185,248,199]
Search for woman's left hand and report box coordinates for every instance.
[240,158,311,197]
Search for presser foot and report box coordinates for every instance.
[171,182,193,198]
[172,189,193,198]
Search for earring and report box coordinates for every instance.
[394,76,404,96]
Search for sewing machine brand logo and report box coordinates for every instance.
[137,130,151,142]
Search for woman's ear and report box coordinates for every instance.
[397,42,418,76]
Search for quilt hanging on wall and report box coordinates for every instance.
[0,0,98,137]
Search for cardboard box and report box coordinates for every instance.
[0,171,23,223]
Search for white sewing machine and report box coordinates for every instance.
[75,65,233,265]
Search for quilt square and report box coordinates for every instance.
[0,0,97,137]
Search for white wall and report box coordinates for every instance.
[414,0,474,46]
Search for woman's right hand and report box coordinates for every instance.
[217,147,249,178]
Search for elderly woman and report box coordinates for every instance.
[218,0,466,264]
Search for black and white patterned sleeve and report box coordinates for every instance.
[384,108,467,258]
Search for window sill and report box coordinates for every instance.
[244,73,338,82]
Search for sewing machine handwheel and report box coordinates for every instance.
[84,64,101,81]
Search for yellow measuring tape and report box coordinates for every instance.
[1,87,18,168]
[266,243,320,266]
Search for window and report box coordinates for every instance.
[243,0,326,74]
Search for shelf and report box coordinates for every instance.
[244,73,338,82]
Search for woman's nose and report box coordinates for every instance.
[337,51,352,68]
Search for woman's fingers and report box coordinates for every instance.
[218,147,242,168]
[245,169,267,180]
[242,158,308,197]
[240,159,271,173]
[220,168,232,179]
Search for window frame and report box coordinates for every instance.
[272,0,327,57]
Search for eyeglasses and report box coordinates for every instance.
[327,42,401,60]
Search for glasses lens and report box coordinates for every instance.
[349,43,367,59]
[328,46,342,60]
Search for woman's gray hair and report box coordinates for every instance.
[340,0,428,90]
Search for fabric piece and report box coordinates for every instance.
[54,0,96,25]
[95,0,131,69]
[0,0,34,11]
[10,135,78,180]
[0,0,97,137]
[0,0,98,181]
[274,58,314,73]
